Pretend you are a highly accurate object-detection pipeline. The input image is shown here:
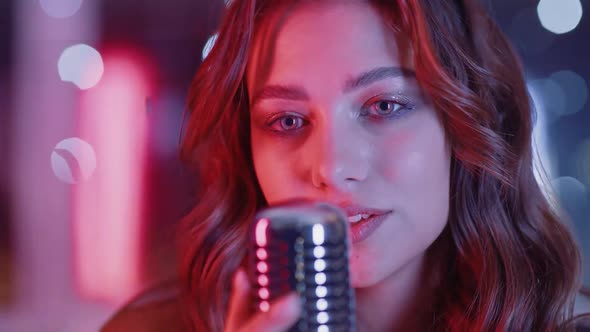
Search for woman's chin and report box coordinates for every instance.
[349,263,380,289]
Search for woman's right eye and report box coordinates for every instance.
[268,114,307,132]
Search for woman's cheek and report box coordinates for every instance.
[254,144,301,203]
[376,130,416,182]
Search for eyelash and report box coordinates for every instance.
[266,95,415,134]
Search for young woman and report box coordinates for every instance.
[102,0,589,331]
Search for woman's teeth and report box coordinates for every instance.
[347,214,371,223]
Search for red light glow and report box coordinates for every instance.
[74,46,157,302]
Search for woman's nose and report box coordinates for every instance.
[310,125,370,190]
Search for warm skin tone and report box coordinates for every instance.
[226,1,452,331]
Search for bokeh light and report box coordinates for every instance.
[552,176,588,204]
[527,78,566,119]
[537,0,583,34]
[527,81,558,189]
[575,139,590,189]
[58,44,104,90]
[51,137,97,184]
[551,176,589,222]
[202,33,218,61]
[39,0,84,19]
[549,70,588,116]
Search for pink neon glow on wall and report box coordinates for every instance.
[74,47,155,302]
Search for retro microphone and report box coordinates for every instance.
[248,200,356,332]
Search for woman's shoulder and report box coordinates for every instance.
[99,280,190,332]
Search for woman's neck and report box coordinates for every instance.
[354,254,434,331]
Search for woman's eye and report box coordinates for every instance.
[360,95,416,121]
[269,115,306,132]
[368,100,404,116]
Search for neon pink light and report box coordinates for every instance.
[74,47,156,302]
[255,218,269,247]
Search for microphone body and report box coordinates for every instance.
[248,201,356,332]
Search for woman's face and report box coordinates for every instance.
[246,1,451,288]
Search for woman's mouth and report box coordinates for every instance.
[347,214,372,223]
[341,206,393,243]
[348,214,391,243]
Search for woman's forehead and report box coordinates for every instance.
[246,0,413,98]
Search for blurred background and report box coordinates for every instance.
[0,0,588,331]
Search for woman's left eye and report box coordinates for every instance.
[364,99,410,118]
[371,100,402,115]
[360,94,416,120]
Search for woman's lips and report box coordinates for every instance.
[348,212,391,243]
[341,205,392,218]
[324,203,393,243]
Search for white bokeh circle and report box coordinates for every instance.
[549,70,588,116]
[58,44,104,90]
[51,137,97,184]
[537,0,583,34]
[40,0,84,19]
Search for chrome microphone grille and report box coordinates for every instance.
[249,201,356,332]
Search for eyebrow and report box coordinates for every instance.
[250,66,415,107]
[343,66,415,93]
